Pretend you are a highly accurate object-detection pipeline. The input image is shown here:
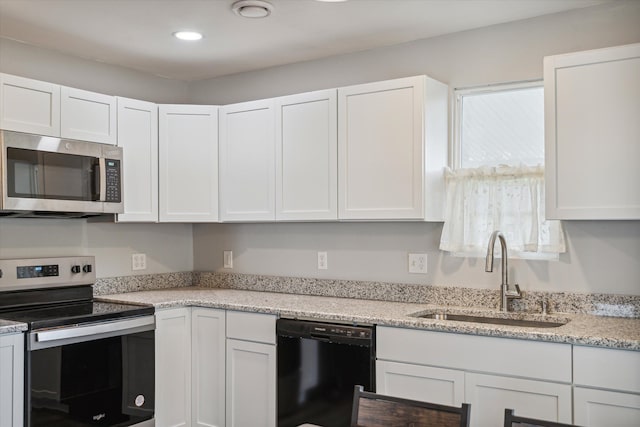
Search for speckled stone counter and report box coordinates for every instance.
[0,319,27,335]
[98,288,640,351]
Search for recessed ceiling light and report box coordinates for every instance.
[173,31,203,41]
[232,0,273,19]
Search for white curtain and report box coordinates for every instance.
[439,165,565,258]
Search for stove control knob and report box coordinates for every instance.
[83,264,92,273]
[71,265,81,274]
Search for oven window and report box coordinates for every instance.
[28,331,154,427]
[7,148,99,201]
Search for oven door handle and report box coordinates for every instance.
[29,315,155,350]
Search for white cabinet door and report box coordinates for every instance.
[0,73,60,136]
[226,339,276,427]
[0,333,24,427]
[275,89,337,221]
[376,360,465,407]
[337,75,447,220]
[219,99,276,221]
[574,387,640,427]
[464,373,572,427]
[155,308,191,427]
[116,97,158,222]
[159,104,219,222]
[544,43,640,219]
[61,86,116,144]
[191,308,226,427]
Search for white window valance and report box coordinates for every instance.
[439,165,566,258]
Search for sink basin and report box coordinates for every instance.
[410,311,568,328]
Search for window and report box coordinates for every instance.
[455,81,544,169]
[440,81,565,259]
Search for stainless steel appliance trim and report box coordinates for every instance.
[98,157,106,202]
[0,256,96,291]
[29,315,155,350]
[0,130,123,214]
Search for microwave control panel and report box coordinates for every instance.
[105,159,121,203]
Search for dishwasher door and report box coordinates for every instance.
[276,319,375,427]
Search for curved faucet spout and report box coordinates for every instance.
[485,230,508,287]
[486,230,521,311]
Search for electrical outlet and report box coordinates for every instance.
[223,250,233,269]
[317,251,328,270]
[408,253,427,274]
[132,253,146,271]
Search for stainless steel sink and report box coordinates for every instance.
[410,311,568,328]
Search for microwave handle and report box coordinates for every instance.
[98,157,106,202]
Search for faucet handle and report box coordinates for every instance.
[506,283,522,298]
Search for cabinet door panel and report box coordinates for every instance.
[574,387,640,427]
[338,77,424,219]
[61,86,116,144]
[155,308,191,427]
[192,308,226,427]
[545,43,640,219]
[226,339,276,427]
[465,373,571,427]
[159,104,219,222]
[116,97,158,222]
[275,90,337,220]
[219,99,275,221]
[376,360,464,407]
[0,334,24,427]
[0,73,60,136]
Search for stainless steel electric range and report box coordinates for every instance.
[0,256,155,427]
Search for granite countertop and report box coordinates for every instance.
[0,319,28,335]
[97,287,640,351]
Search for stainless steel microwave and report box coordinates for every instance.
[0,130,123,217]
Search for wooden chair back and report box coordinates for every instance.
[351,385,471,427]
[504,409,580,427]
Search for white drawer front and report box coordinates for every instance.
[226,311,276,344]
[574,346,640,393]
[377,326,571,382]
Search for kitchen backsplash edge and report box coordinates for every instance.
[94,271,639,318]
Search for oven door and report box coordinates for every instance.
[26,316,155,427]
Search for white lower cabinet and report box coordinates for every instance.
[226,339,276,427]
[464,373,571,426]
[192,308,226,427]
[376,360,464,407]
[226,311,277,427]
[0,333,24,427]
[155,308,192,427]
[574,387,640,427]
[573,345,640,427]
[376,326,572,427]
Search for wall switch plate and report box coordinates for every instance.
[317,251,328,270]
[223,250,233,269]
[132,253,146,271]
[408,253,427,274]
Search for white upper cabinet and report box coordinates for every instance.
[116,97,159,222]
[219,99,276,221]
[338,75,448,220]
[544,43,640,220]
[159,104,219,222]
[275,89,338,221]
[0,73,61,136]
[61,86,116,144]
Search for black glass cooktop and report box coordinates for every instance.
[0,285,154,331]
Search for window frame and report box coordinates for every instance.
[452,80,544,170]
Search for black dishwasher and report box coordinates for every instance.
[277,318,375,427]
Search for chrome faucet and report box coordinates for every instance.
[485,230,522,312]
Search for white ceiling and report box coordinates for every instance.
[0,0,609,81]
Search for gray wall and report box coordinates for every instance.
[192,2,640,296]
[0,39,193,278]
